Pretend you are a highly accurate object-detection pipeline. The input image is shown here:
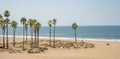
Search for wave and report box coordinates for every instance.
[0,35,120,42]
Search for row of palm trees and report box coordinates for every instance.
[0,10,78,49]
[0,10,42,49]
[20,17,42,48]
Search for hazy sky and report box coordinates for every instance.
[0,0,120,26]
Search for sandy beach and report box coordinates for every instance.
[0,37,120,59]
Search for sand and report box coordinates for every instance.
[0,37,120,59]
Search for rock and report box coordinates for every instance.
[27,49,34,54]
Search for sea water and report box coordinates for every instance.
[0,26,120,40]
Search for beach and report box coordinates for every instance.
[0,0,120,59]
[0,37,120,59]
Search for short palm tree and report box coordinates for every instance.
[72,22,78,43]
[24,23,28,43]
[52,19,57,47]
[4,10,10,49]
[48,20,52,47]
[20,17,27,49]
[11,20,17,46]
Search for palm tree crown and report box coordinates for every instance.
[72,23,78,30]
[34,22,41,32]
[48,20,52,27]
[52,19,56,25]
[28,19,37,26]
[11,20,17,28]
[21,17,26,24]
[5,18,10,24]
[4,10,10,17]
[36,22,41,30]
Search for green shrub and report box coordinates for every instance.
[22,48,27,51]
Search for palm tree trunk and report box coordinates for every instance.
[13,28,16,46]
[37,30,39,48]
[6,24,9,49]
[75,29,77,43]
[30,27,33,48]
[49,26,51,47]
[53,25,55,47]
[26,29,27,43]
[23,24,24,49]
[2,28,5,49]
[34,31,36,48]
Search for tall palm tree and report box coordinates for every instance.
[33,23,37,48]
[72,22,78,43]
[0,15,5,49]
[36,22,41,48]
[4,10,10,49]
[34,22,41,48]
[28,19,36,48]
[52,19,57,47]
[24,23,28,43]
[0,20,6,49]
[48,20,52,47]
[20,17,27,49]
[11,20,17,46]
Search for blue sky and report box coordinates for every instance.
[0,0,120,26]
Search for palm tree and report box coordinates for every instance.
[28,19,36,48]
[0,20,6,49]
[11,20,17,46]
[33,22,41,48]
[48,20,52,47]
[72,22,78,43]
[33,22,37,48]
[4,10,10,49]
[36,22,41,48]
[0,15,5,49]
[24,23,28,43]
[52,19,57,47]
[20,17,27,49]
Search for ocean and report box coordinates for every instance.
[0,26,120,40]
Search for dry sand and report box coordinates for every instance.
[0,37,120,59]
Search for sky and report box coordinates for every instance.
[0,0,120,26]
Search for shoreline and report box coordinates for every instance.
[0,35,120,59]
[0,35,120,42]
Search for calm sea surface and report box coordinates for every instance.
[0,26,120,40]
